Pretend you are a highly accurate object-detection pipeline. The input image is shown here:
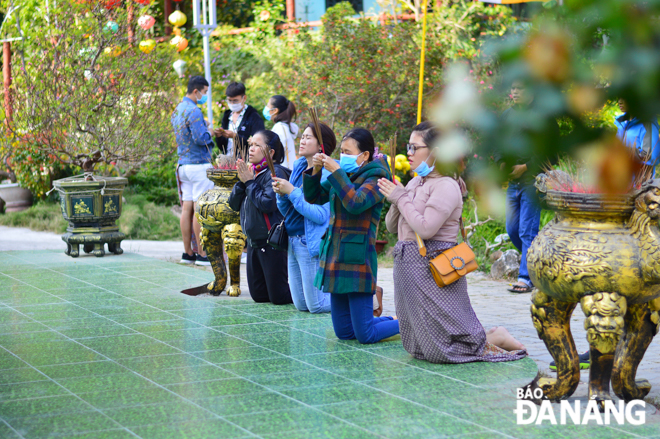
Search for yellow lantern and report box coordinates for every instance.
[139,39,156,54]
[170,36,188,53]
[103,46,122,57]
[168,10,187,28]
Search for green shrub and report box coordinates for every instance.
[125,156,179,206]
[117,195,181,240]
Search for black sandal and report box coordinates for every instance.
[507,283,533,293]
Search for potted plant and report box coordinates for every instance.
[0,135,34,212]
[7,2,177,256]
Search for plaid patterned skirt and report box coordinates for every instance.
[393,241,527,364]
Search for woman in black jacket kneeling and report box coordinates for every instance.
[228,130,293,305]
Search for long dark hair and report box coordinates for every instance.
[305,122,337,156]
[255,130,285,164]
[342,128,375,162]
[270,95,297,133]
[412,121,439,147]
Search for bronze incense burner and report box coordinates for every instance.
[528,176,660,405]
[195,169,246,297]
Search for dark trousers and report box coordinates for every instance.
[246,244,292,305]
[331,293,400,344]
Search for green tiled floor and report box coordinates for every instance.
[0,251,657,438]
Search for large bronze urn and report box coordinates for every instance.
[53,176,127,257]
[195,169,246,297]
[527,176,660,405]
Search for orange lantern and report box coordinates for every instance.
[170,36,188,52]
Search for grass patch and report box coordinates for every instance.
[0,195,180,241]
[0,202,67,233]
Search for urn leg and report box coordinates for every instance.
[611,301,659,401]
[83,244,94,254]
[198,225,227,296]
[580,292,627,407]
[530,290,580,401]
[70,243,80,258]
[92,243,105,257]
[222,224,246,298]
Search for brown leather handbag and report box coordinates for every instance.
[415,218,478,287]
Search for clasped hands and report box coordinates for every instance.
[377,178,403,199]
[236,159,254,183]
[311,153,340,174]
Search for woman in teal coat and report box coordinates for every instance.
[304,128,399,344]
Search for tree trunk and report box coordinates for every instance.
[164,0,173,36]
[3,42,12,125]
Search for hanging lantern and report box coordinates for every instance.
[104,21,119,34]
[79,47,97,60]
[170,36,188,52]
[139,39,157,54]
[104,46,122,57]
[173,59,187,78]
[169,10,187,28]
[138,15,155,30]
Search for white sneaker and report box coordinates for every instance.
[241,253,247,264]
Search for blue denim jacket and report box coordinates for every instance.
[277,157,330,258]
[614,113,660,172]
[171,97,214,165]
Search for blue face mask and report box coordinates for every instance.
[263,106,272,121]
[340,153,362,173]
[414,157,436,177]
[197,93,208,105]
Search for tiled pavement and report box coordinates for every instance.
[0,251,658,438]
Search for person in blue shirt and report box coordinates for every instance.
[272,122,337,313]
[614,98,660,175]
[171,76,216,266]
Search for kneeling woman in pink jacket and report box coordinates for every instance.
[378,122,527,363]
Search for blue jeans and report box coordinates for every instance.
[288,236,331,313]
[506,181,541,286]
[331,293,400,344]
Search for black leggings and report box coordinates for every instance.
[246,244,292,305]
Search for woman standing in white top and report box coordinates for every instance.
[263,95,299,170]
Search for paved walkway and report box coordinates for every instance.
[3,226,658,399]
[0,227,660,438]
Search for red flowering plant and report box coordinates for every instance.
[6,1,178,180]
[286,2,516,147]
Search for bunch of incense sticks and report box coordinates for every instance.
[389,132,398,182]
[308,107,325,154]
[258,144,276,177]
[215,155,237,170]
[232,133,249,162]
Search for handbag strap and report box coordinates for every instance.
[263,213,272,230]
[415,216,469,257]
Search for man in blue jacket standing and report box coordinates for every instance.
[615,98,660,175]
[171,76,215,266]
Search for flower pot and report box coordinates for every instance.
[527,176,660,404]
[52,175,127,257]
[195,169,247,297]
[0,183,34,212]
[375,239,388,254]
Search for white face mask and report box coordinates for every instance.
[227,99,244,113]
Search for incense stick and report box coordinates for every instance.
[258,144,276,177]
[308,107,325,154]
[389,132,398,182]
